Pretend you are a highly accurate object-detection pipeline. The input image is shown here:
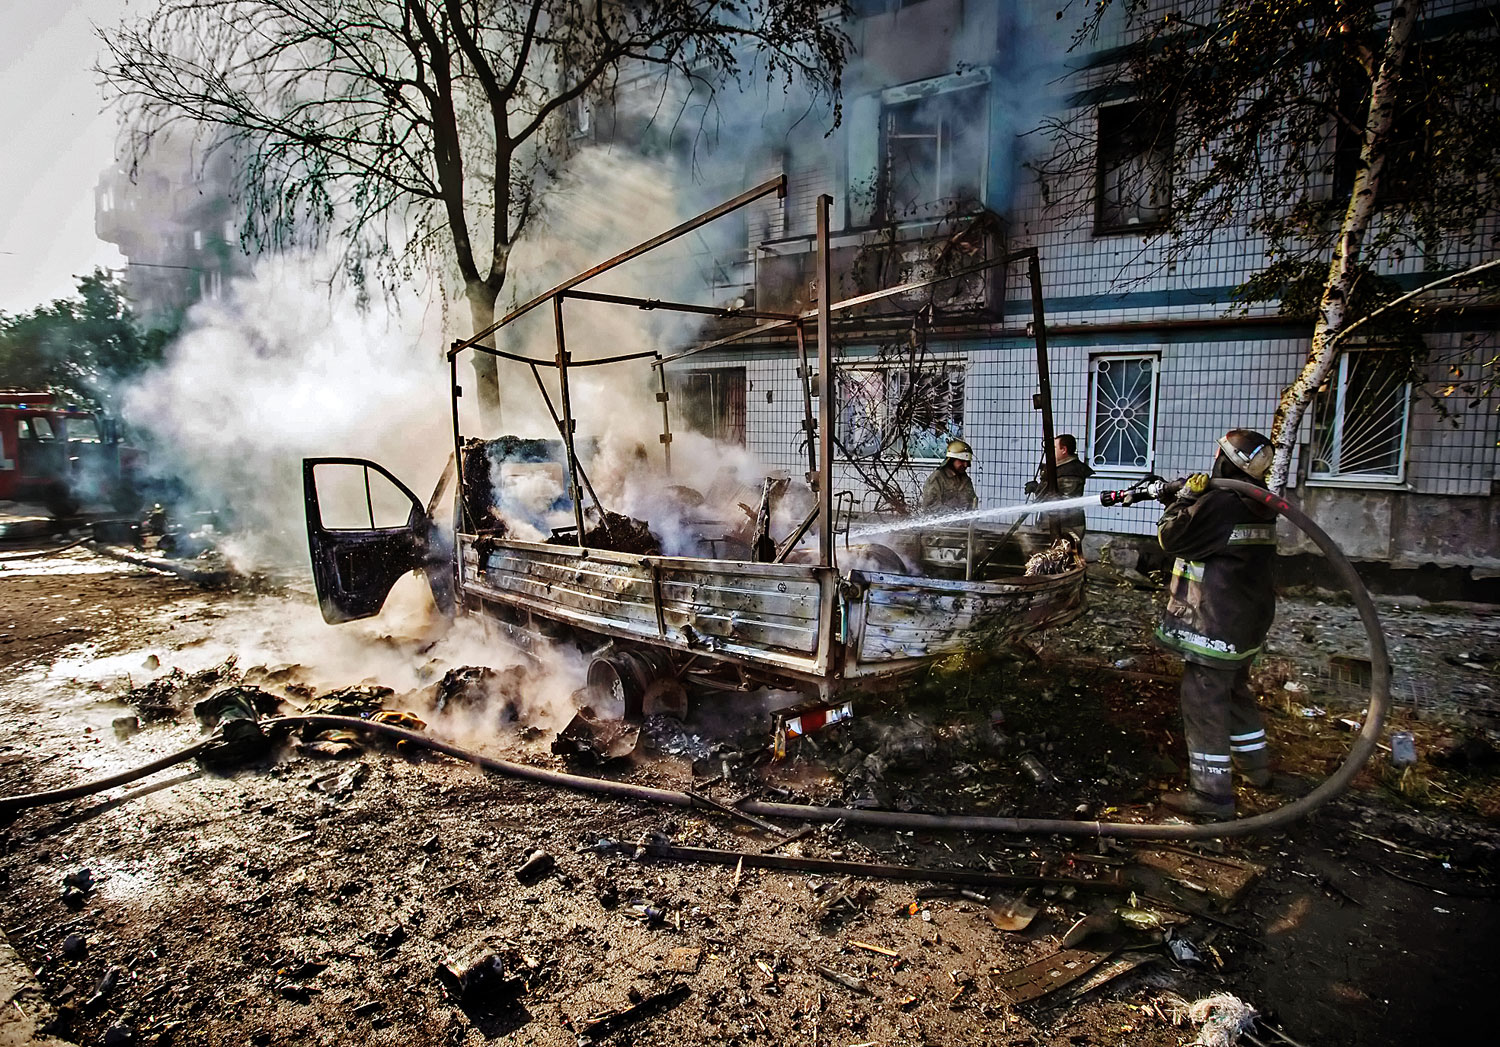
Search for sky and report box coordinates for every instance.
[0,0,129,316]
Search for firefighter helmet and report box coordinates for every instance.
[944,439,974,463]
[1218,429,1274,480]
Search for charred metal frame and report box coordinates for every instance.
[441,179,1071,697]
[446,176,1061,561]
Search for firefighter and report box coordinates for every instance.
[920,439,979,512]
[1154,429,1278,820]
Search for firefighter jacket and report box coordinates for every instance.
[1154,488,1278,667]
[921,464,978,512]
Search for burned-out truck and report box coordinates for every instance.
[304,181,1085,720]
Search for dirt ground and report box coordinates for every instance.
[1,544,1498,1047]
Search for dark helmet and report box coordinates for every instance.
[1217,429,1274,480]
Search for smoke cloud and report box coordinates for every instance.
[119,251,452,571]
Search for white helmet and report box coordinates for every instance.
[1218,429,1273,479]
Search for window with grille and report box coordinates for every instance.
[1310,350,1411,483]
[1088,354,1158,473]
[837,360,965,461]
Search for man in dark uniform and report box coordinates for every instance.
[920,439,979,512]
[1154,429,1278,820]
[1033,434,1095,533]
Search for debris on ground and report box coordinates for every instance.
[1162,992,1259,1046]
[987,892,1041,931]
[572,982,689,1042]
[119,657,240,720]
[551,707,640,762]
[514,849,555,884]
[434,941,522,1008]
[992,947,1115,1004]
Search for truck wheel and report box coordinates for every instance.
[585,651,646,721]
[586,648,680,721]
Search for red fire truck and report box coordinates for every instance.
[0,391,142,515]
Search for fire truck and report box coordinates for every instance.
[0,391,142,515]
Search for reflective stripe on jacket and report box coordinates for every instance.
[1154,489,1278,666]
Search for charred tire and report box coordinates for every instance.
[585,648,675,721]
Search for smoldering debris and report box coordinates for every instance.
[549,510,661,556]
[430,666,524,716]
[120,657,241,721]
[552,708,642,764]
[305,685,395,717]
[1025,538,1083,576]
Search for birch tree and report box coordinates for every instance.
[1043,0,1500,490]
[100,1,848,416]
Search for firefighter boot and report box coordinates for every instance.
[1160,789,1235,821]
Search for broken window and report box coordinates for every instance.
[880,79,988,222]
[1095,101,1172,233]
[310,461,420,531]
[1088,354,1158,473]
[838,360,965,461]
[671,367,746,446]
[1310,349,1411,484]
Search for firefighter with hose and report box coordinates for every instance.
[1153,429,1280,820]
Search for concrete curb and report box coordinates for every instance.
[0,932,78,1047]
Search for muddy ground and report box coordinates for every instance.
[1,545,1497,1047]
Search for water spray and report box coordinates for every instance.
[845,494,1102,542]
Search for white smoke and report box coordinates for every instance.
[119,251,452,571]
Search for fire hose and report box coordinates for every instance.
[0,535,91,561]
[1,477,1390,841]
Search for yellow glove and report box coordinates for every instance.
[1178,473,1210,500]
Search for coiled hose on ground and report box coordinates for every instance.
[0,478,1390,841]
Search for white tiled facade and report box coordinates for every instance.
[668,1,1498,570]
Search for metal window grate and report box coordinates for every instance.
[1088,353,1158,472]
[1310,350,1411,483]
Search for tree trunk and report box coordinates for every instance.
[465,282,502,430]
[1267,0,1422,493]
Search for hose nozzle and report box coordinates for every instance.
[1099,475,1178,508]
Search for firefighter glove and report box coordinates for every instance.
[1023,480,1040,495]
[1177,473,1210,501]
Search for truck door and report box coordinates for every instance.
[303,457,431,623]
[18,415,66,481]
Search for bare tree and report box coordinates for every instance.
[100,0,849,415]
[1041,0,1500,490]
